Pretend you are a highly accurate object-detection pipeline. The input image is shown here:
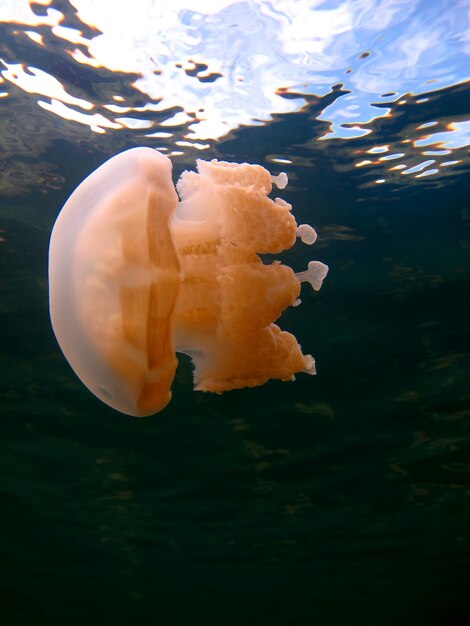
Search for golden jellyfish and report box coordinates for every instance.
[48,147,328,416]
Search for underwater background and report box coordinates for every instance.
[1,1,469,624]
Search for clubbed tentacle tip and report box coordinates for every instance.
[303,354,317,375]
[271,171,288,189]
[297,223,317,245]
[296,260,329,291]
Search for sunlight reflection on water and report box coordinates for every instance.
[0,0,469,190]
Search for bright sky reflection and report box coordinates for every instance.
[0,0,468,154]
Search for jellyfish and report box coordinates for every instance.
[48,147,328,416]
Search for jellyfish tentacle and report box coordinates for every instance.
[302,354,317,375]
[296,223,318,245]
[295,260,329,292]
[271,171,288,189]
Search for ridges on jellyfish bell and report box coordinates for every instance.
[48,147,328,416]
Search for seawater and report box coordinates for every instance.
[0,2,469,625]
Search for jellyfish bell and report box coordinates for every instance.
[48,147,328,417]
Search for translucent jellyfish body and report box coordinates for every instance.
[48,148,328,416]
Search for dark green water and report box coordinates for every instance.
[1,11,470,626]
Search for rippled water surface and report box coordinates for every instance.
[1,1,469,625]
